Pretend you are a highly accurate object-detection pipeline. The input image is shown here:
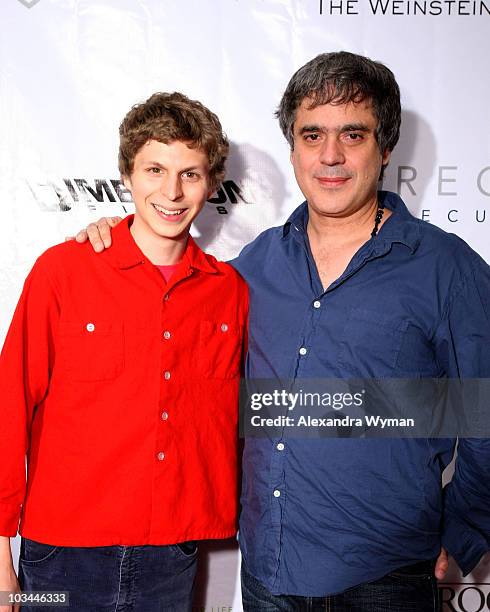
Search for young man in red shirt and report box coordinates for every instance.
[0,92,248,611]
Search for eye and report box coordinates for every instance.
[304,133,320,142]
[147,167,162,174]
[344,132,364,142]
[182,171,200,180]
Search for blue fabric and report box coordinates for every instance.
[241,557,440,611]
[230,191,490,597]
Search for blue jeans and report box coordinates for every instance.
[18,537,197,611]
[241,559,441,611]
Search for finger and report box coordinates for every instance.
[86,223,105,252]
[74,229,88,244]
[434,549,449,580]
[95,218,113,248]
[64,235,75,242]
[107,216,123,227]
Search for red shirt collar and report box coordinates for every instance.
[105,214,219,275]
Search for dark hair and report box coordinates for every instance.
[276,51,401,161]
[119,92,229,189]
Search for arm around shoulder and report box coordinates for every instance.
[74,216,123,252]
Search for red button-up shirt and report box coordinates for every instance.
[0,216,248,546]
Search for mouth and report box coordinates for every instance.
[151,203,187,222]
[316,177,351,188]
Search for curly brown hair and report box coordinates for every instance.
[119,92,229,189]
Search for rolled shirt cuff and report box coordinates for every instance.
[442,511,490,576]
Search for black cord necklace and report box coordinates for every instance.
[371,202,385,238]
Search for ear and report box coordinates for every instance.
[207,177,217,200]
[382,148,391,166]
[122,174,132,192]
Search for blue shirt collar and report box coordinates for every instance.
[282,191,421,254]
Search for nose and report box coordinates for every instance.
[160,173,183,201]
[318,135,345,166]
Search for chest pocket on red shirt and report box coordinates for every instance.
[56,320,124,382]
[198,320,242,379]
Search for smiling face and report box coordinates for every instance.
[290,97,390,223]
[123,139,213,244]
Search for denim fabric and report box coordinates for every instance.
[18,537,197,611]
[241,559,441,611]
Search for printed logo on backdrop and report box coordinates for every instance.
[26,178,250,214]
[384,164,490,226]
[16,0,42,8]
[319,0,489,15]
[26,168,489,226]
[440,583,490,611]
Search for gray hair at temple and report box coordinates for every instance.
[276,51,401,161]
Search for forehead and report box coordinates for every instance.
[294,97,377,130]
[133,139,209,166]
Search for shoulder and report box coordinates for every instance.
[200,253,249,320]
[229,225,284,275]
[406,218,490,313]
[204,252,249,293]
[35,238,97,269]
[415,218,488,273]
[14,240,95,302]
[240,225,284,254]
[383,191,486,270]
[30,239,105,290]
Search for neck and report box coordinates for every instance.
[307,198,390,246]
[130,216,187,265]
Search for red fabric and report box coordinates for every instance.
[156,263,180,283]
[0,216,248,545]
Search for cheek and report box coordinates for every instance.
[292,149,310,169]
[133,188,147,204]
[291,156,310,185]
[190,183,210,203]
[361,148,383,179]
[368,161,383,182]
[134,181,158,199]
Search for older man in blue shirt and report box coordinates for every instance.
[231,52,490,611]
[79,52,489,612]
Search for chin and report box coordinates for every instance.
[310,201,350,216]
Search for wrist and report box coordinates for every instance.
[0,537,13,566]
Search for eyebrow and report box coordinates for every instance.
[142,161,203,173]
[340,123,371,133]
[298,123,372,135]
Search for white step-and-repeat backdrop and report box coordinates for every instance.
[1,1,489,610]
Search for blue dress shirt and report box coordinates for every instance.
[230,191,490,597]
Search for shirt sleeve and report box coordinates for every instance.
[435,251,490,575]
[0,255,60,535]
